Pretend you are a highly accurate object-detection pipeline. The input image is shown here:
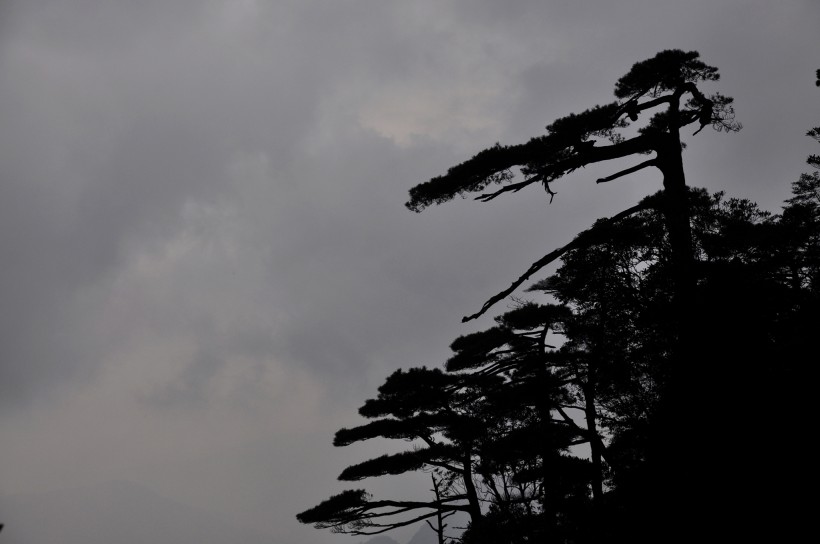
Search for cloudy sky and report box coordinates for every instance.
[1,1,817,543]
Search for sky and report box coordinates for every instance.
[0,1,817,543]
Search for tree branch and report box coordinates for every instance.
[462,200,654,322]
[562,133,653,170]
[596,159,657,184]
[349,510,453,536]
[614,93,673,122]
[555,407,611,465]
[424,460,467,474]
[475,177,541,202]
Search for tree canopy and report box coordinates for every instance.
[297,54,818,543]
[406,49,738,216]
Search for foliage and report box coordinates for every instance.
[406,49,739,216]
[297,54,819,543]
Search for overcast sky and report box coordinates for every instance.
[1,1,817,543]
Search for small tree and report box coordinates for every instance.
[445,303,589,543]
[297,324,588,542]
[296,367,484,537]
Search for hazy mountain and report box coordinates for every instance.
[0,480,272,544]
[406,525,437,544]
[358,523,443,544]
[360,536,401,544]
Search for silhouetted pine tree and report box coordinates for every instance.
[296,367,482,537]
[407,50,741,541]
[297,56,819,544]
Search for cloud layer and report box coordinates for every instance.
[1,1,817,543]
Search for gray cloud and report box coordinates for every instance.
[1,1,818,543]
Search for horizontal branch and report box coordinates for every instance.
[350,510,450,536]
[329,497,470,525]
[635,94,673,113]
[596,159,657,184]
[424,460,466,474]
[548,134,654,178]
[367,496,468,510]
[408,128,653,211]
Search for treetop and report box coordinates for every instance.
[613,49,719,99]
[405,49,735,214]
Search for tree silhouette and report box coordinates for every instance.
[296,367,483,536]
[444,303,590,543]
[408,50,738,325]
[299,183,818,541]
[426,474,454,544]
[298,54,818,543]
[530,188,786,540]
[406,50,745,541]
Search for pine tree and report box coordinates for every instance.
[407,50,741,540]
[298,55,819,543]
[296,367,483,537]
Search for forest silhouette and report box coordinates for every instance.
[297,50,819,543]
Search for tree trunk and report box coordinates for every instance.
[429,475,446,544]
[583,378,603,504]
[461,451,483,523]
[646,100,703,542]
[536,325,558,541]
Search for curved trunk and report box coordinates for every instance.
[461,451,483,522]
